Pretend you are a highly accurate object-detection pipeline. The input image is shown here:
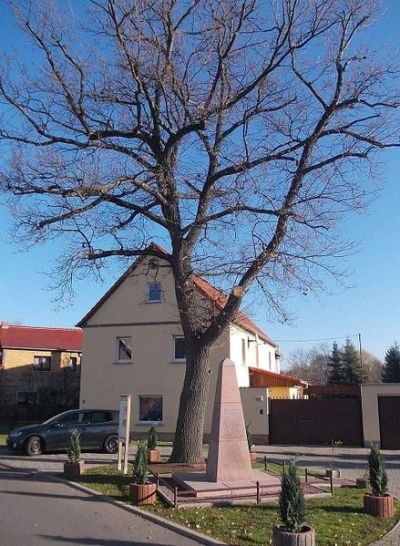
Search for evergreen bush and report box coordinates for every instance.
[279,460,305,533]
[67,427,81,464]
[147,426,158,451]
[245,424,253,452]
[133,440,148,484]
[368,444,388,496]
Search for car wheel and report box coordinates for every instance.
[103,434,118,454]
[24,436,43,456]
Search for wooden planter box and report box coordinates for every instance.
[129,482,157,505]
[272,525,316,546]
[364,493,394,518]
[147,449,161,463]
[64,460,85,478]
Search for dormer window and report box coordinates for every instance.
[148,282,162,302]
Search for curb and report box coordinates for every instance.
[49,473,228,546]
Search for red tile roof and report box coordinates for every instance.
[192,276,275,345]
[0,324,82,351]
[249,367,306,387]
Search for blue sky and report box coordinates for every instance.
[0,1,399,362]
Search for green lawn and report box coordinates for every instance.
[76,465,399,546]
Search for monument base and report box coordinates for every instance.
[172,469,281,499]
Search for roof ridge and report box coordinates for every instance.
[2,324,81,331]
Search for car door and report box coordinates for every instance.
[45,411,89,451]
[85,411,116,450]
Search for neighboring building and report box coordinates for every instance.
[0,322,82,420]
[249,367,307,399]
[78,252,281,439]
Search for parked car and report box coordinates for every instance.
[7,409,119,456]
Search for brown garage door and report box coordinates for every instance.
[269,399,363,446]
[378,396,400,449]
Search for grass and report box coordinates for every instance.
[76,464,399,546]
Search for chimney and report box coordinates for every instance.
[1,321,9,329]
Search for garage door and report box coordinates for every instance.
[378,396,400,449]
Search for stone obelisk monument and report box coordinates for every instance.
[206,357,253,482]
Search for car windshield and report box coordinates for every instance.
[42,413,70,425]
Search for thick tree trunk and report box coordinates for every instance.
[169,342,211,463]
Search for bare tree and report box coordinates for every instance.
[0,0,399,462]
[285,345,330,384]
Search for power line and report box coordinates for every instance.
[274,333,360,343]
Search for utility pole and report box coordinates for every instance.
[358,333,363,370]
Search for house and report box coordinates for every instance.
[249,367,307,399]
[0,322,82,420]
[78,252,281,440]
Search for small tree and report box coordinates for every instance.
[342,338,364,385]
[147,426,158,451]
[327,342,346,385]
[133,441,148,485]
[67,428,81,464]
[382,344,400,383]
[279,460,306,533]
[368,445,388,497]
[246,424,254,453]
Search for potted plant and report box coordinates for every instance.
[364,445,394,518]
[63,427,85,477]
[325,440,342,478]
[246,424,257,462]
[273,459,315,545]
[129,440,157,505]
[147,426,160,463]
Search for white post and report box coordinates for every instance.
[118,394,132,475]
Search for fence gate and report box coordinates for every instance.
[269,399,363,446]
[378,396,400,449]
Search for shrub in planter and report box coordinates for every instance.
[130,440,156,505]
[64,427,85,477]
[364,445,394,518]
[273,460,315,546]
[147,426,160,463]
[246,424,256,462]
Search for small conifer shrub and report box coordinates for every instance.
[147,426,158,451]
[279,460,306,533]
[368,445,388,496]
[133,440,148,485]
[67,427,81,464]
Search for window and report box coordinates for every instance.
[90,410,114,424]
[54,411,89,426]
[69,356,78,372]
[241,339,246,364]
[33,356,51,371]
[148,282,162,302]
[17,392,37,406]
[173,336,186,361]
[139,396,163,422]
[268,352,272,370]
[116,337,132,362]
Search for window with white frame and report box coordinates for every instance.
[17,392,37,405]
[148,282,162,302]
[138,395,163,422]
[268,352,272,370]
[116,337,132,362]
[241,338,246,365]
[33,356,51,371]
[173,336,186,361]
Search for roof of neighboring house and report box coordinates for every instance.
[0,324,83,352]
[77,246,276,346]
[249,367,307,388]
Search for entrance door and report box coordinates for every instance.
[378,396,400,449]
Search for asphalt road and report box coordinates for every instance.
[0,464,208,546]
